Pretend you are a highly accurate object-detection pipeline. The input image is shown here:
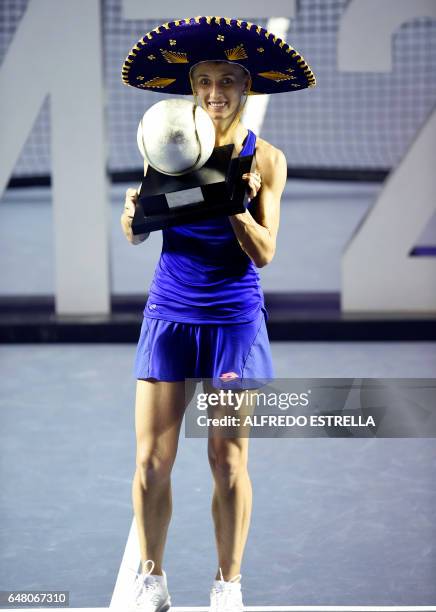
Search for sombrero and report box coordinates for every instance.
[121,16,316,95]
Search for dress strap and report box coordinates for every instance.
[239,129,257,157]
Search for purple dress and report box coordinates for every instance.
[134,129,274,389]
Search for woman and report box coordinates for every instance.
[120,16,315,612]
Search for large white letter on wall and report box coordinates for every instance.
[122,0,296,19]
[338,0,436,312]
[338,0,436,72]
[0,0,110,315]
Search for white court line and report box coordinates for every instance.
[109,606,436,612]
[3,607,436,611]
[109,517,140,608]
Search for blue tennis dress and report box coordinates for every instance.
[134,129,275,388]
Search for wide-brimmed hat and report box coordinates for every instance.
[121,16,316,95]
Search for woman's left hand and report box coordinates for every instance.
[242,171,262,201]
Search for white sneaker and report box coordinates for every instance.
[127,559,171,612]
[209,567,244,612]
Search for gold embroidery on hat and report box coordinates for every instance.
[257,47,264,53]
[246,22,254,30]
[225,43,248,61]
[147,54,156,60]
[162,22,170,29]
[136,75,144,80]
[225,18,231,25]
[141,77,176,89]
[153,26,161,34]
[285,68,295,73]
[145,33,153,40]
[206,16,212,24]
[256,26,262,34]
[169,39,177,46]
[160,49,188,63]
[194,16,201,23]
[174,20,181,26]
[258,70,295,82]
[217,34,225,41]
[236,19,243,27]
[214,16,222,24]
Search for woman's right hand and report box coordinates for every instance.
[120,187,149,244]
[123,188,137,222]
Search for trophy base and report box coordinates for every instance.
[132,144,254,234]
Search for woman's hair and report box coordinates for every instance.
[190,60,250,84]
[189,60,252,138]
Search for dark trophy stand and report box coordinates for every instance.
[132,144,255,235]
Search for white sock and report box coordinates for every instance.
[147,573,165,583]
[214,579,240,588]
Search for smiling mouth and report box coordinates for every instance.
[208,102,227,109]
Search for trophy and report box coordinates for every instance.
[131,100,254,235]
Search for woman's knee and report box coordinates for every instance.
[136,451,174,489]
[208,443,247,487]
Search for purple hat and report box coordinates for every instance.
[121,16,316,95]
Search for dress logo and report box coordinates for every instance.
[148,303,157,310]
[219,371,239,381]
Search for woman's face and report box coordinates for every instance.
[191,61,250,122]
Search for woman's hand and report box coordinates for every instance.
[123,188,137,220]
[120,188,149,244]
[242,170,262,201]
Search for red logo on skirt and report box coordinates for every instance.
[219,371,239,381]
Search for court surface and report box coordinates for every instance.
[1,341,435,608]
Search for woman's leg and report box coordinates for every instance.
[132,378,197,575]
[205,382,254,581]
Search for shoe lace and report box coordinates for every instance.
[211,567,242,611]
[127,560,163,608]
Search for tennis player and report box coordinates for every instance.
[120,16,315,612]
